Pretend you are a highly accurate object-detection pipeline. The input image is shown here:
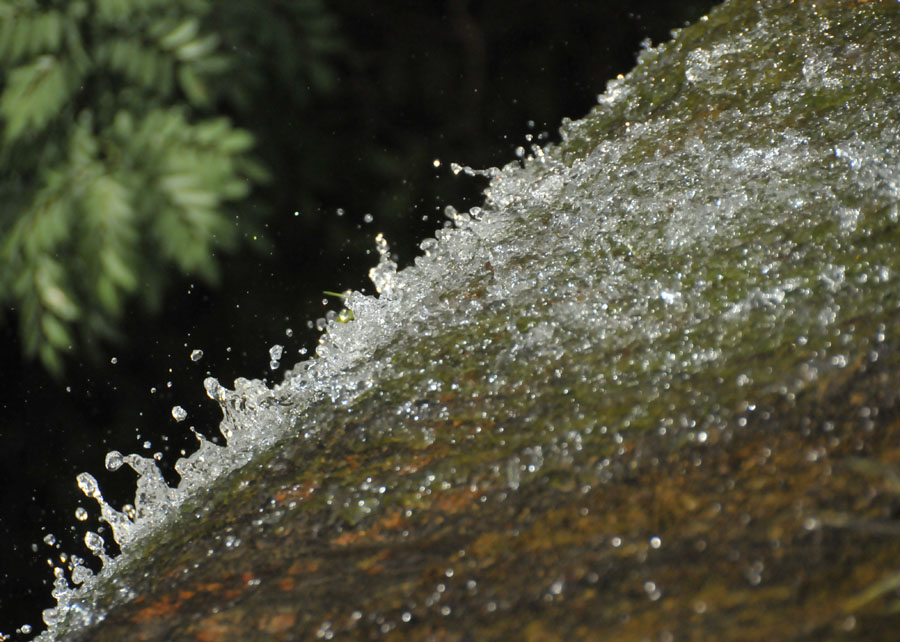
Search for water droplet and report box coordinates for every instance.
[105,451,124,471]
[190,349,204,362]
[84,531,105,555]
[269,344,283,361]
[269,344,284,370]
[171,406,187,422]
[368,233,398,297]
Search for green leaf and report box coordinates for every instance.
[1,55,73,140]
[100,248,138,291]
[68,112,98,166]
[35,260,79,321]
[219,129,254,154]
[36,11,64,55]
[158,18,199,51]
[193,116,229,144]
[85,173,132,226]
[0,15,15,61]
[111,109,134,138]
[176,64,208,105]
[41,312,72,350]
[95,274,122,314]
[18,186,71,258]
[174,33,218,62]
[94,0,133,25]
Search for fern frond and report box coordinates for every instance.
[1,55,76,140]
[0,8,65,63]
[0,0,264,373]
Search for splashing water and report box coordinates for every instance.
[27,0,900,638]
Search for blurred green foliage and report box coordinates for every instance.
[0,0,268,374]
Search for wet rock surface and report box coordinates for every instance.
[43,0,900,639]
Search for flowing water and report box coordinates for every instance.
[18,0,900,638]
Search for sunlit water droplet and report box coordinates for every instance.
[269,344,284,370]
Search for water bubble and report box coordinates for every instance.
[75,507,88,522]
[363,213,374,224]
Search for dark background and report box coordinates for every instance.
[0,1,715,636]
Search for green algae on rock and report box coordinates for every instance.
[37,0,900,640]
